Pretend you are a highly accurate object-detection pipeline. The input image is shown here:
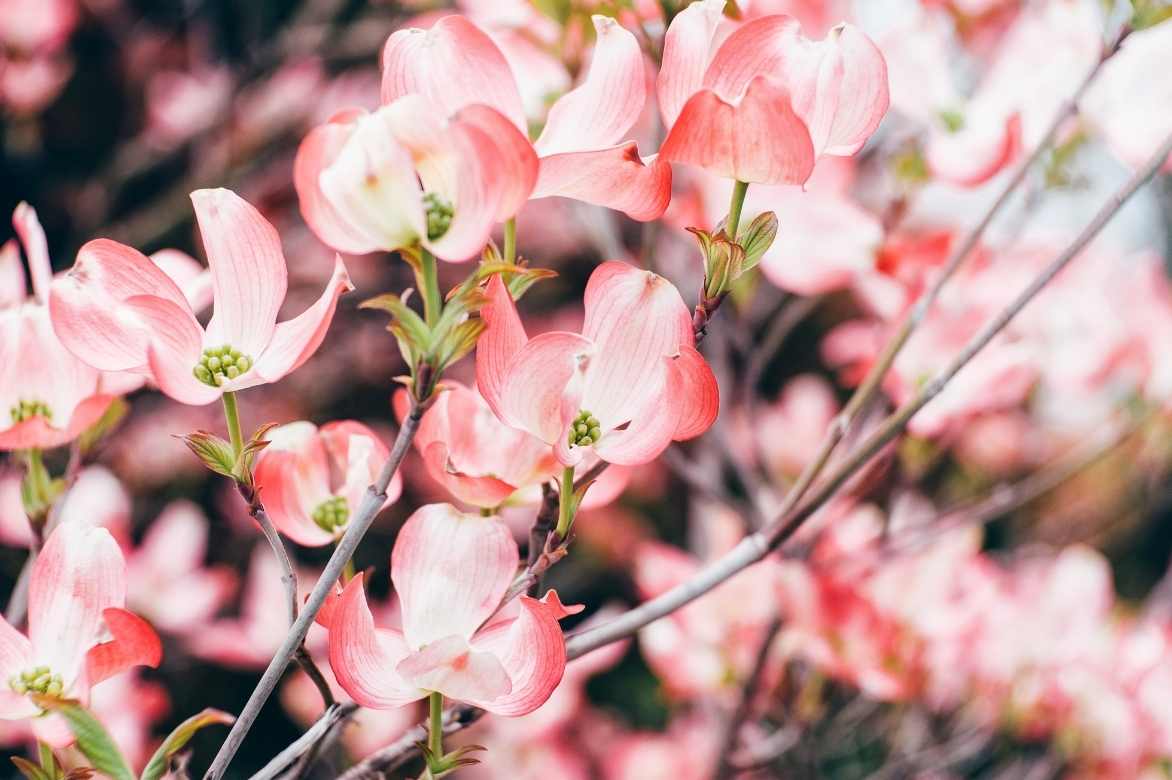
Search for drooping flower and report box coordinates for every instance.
[0,203,122,451]
[394,382,560,509]
[329,503,576,715]
[252,420,403,546]
[476,262,719,467]
[50,188,353,405]
[657,0,889,185]
[0,520,162,742]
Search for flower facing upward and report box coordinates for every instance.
[328,504,577,715]
[476,262,719,467]
[49,188,353,405]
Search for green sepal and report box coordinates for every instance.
[419,742,487,778]
[233,423,277,484]
[176,431,236,478]
[739,211,779,272]
[139,708,234,780]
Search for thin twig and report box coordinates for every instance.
[251,702,359,780]
[714,616,784,779]
[203,403,426,780]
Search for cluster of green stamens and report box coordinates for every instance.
[422,191,454,241]
[9,399,51,424]
[9,666,63,697]
[311,495,349,534]
[193,345,253,387]
[567,410,602,448]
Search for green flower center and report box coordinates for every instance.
[567,410,602,448]
[9,665,63,697]
[9,399,52,424]
[423,191,454,241]
[193,345,253,387]
[311,495,349,534]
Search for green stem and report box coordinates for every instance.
[428,691,444,760]
[418,247,442,328]
[342,557,356,583]
[503,218,517,266]
[555,466,576,538]
[222,392,244,458]
[727,180,750,240]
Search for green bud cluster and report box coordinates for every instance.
[193,345,253,387]
[567,410,602,448]
[423,191,454,241]
[312,495,349,534]
[9,399,52,424]
[9,665,63,697]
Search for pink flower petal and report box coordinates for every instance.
[454,104,538,222]
[253,421,336,547]
[659,77,815,185]
[392,504,519,649]
[533,144,672,221]
[191,188,288,357]
[12,202,51,304]
[328,574,424,709]
[468,595,567,716]
[126,295,221,406]
[251,254,352,384]
[320,419,402,511]
[83,607,162,687]
[591,361,678,465]
[0,616,37,719]
[380,14,527,133]
[0,240,25,307]
[150,249,213,313]
[396,634,512,703]
[476,274,530,421]
[535,15,645,156]
[657,0,727,128]
[500,332,593,447]
[669,345,720,440]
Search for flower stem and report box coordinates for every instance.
[555,465,576,538]
[427,691,444,761]
[726,180,749,240]
[418,247,442,328]
[222,391,243,458]
[503,217,517,266]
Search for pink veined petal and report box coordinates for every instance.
[657,0,727,128]
[500,332,593,446]
[0,616,37,719]
[669,345,720,440]
[48,238,192,372]
[380,15,527,133]
[396,634,512,704]
[475,274,529,420]
[320,420,401,510]
[453,104,538,222]
[191,188,288,357]
[12,202,51,304]
[535,15,646,156]
[580,262,692,430]
[126,295,221,406]
[0,396,113,452]
[294,112,384,255]
[0,240,25,307]
[392,505,519,648]
[253,421,336,547]
[659,77,816,185]
[328,575,425,709]
[467,595,567,716]
[150,249,213,313]
[422,440,519,508]
[701,15,804,104]
[591,359,678,466]
[533,144,672,221]
[29,522,126,690]
[250,254,353,385]
[926,111,1020,187]
[83,607,162,688]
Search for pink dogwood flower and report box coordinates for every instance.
[50,188,352,405]
[657,0,889,185]
[0,520,162,742]
[476,262,719,467]
[329,503,576,715]
[0,203,118,451]
[252,420,403,547]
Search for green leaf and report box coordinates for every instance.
[234,422,277,480]
[739,211,778,272]
[177,431,236,478]
[361,293,432,352]
[33,698,133,780]
[139,708,234,780]
[436,319,486,372]
[12,757,50,780]
[78,398,130,456]
[506,268,557,300]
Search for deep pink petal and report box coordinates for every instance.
[397,634,512,703]
[12,202,51,304]
[468,595,566,716]
[535,15,645,156]
[253,421,336,547]
[657,0,726,127]
[500,332,593,448]
[454,104,538,222]
[83,607,162,687]
[328,575,424,709]
[320,419,401,512]
[251,254,352,384]
[669,345,719,440]
[126,295,221,406]
[533,144,672,221]
[29,522,126,689]
[659,77,815,185]
[380,15,526,132]
[49,239,192,372]
[191,188,288,356]
[476,274,530,420]
[392,505,519,649]
[0,616,36,719]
